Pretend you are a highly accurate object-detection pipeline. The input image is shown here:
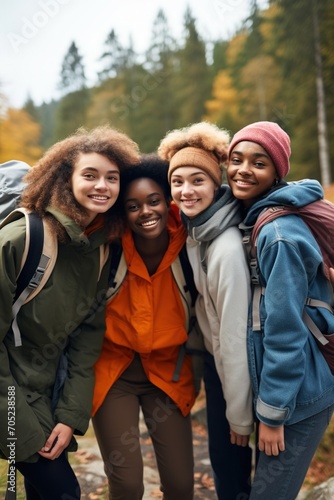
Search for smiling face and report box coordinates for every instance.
[170,166,218,219]
[226,141,278,208]
[123,177,169,241]
[71,152,120,226]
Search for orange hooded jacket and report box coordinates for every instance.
[93,204,196,417]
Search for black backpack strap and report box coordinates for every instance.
[108,242,123,288]
[15,212,44,300]
[105,242,128,303]
[172,244,205,393]
[178,243,198,306]
[11,212,45,347]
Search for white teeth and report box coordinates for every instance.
[141,219,158,227]
[91,196,108,200]
[236,180,252,186]
[182,200,198,206]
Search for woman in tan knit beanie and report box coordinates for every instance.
[158,122,253,500]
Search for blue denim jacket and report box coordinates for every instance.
[242,179,334,427]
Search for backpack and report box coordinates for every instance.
[242,199,334,374]
[0,160,30,222]
[106,242,206,394]
[0,209,57,347]
[0,161,108,348]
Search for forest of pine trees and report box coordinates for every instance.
[0,0,333,184]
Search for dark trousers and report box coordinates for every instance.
[204,352,252,500]
[93,354,194,500]
[16,452,80,500]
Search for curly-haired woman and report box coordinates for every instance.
[0,126,139,499]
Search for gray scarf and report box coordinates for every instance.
[181,185,243,272]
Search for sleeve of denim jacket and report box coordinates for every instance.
[254,218,321,426]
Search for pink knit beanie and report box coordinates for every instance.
[228,121,291,179]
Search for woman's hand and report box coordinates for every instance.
[230,430,250,447]
[258,422,285,456]
[38,423,74,460]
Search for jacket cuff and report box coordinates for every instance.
[229,423,254,435]
[256,397,289,424]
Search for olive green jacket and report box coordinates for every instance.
[0,207,109,462]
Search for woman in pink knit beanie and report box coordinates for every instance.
[227,121,334,500]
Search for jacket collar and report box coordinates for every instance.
[46,206,106,249]
[243,179,324,227]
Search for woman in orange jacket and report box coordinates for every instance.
[92,155,196,500]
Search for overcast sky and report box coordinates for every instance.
[0,0,268,108]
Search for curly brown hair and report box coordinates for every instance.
[158,121,230,164]
[20,125,140,240]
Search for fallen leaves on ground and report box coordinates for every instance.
[74,449,97,464]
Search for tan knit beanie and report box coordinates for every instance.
[168,147,222,186]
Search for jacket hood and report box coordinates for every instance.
[181,184,243,242]
[168,202,187,240]
[163,203,188,267]
[243,179,324,227]
[46,206,106,250]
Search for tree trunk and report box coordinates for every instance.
[312,0,331,187]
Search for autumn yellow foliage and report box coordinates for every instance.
[0,108,42,165]
[323,184,334,203]
[204,71,238,124]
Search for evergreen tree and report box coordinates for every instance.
[319,0,334,181]
[58,41,86,93]
[176,8,211,126]
[38,100,59,149]
[8,0,332,184]
[98,29,127,81]
[141,9,179,151]
[269,0,320,179]
[228,3,270,127]
[55,88,90,140]
[211,40,228,78]
[55,41,89,139]
[23,96,40,124]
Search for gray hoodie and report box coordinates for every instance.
[181,185,254,436]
